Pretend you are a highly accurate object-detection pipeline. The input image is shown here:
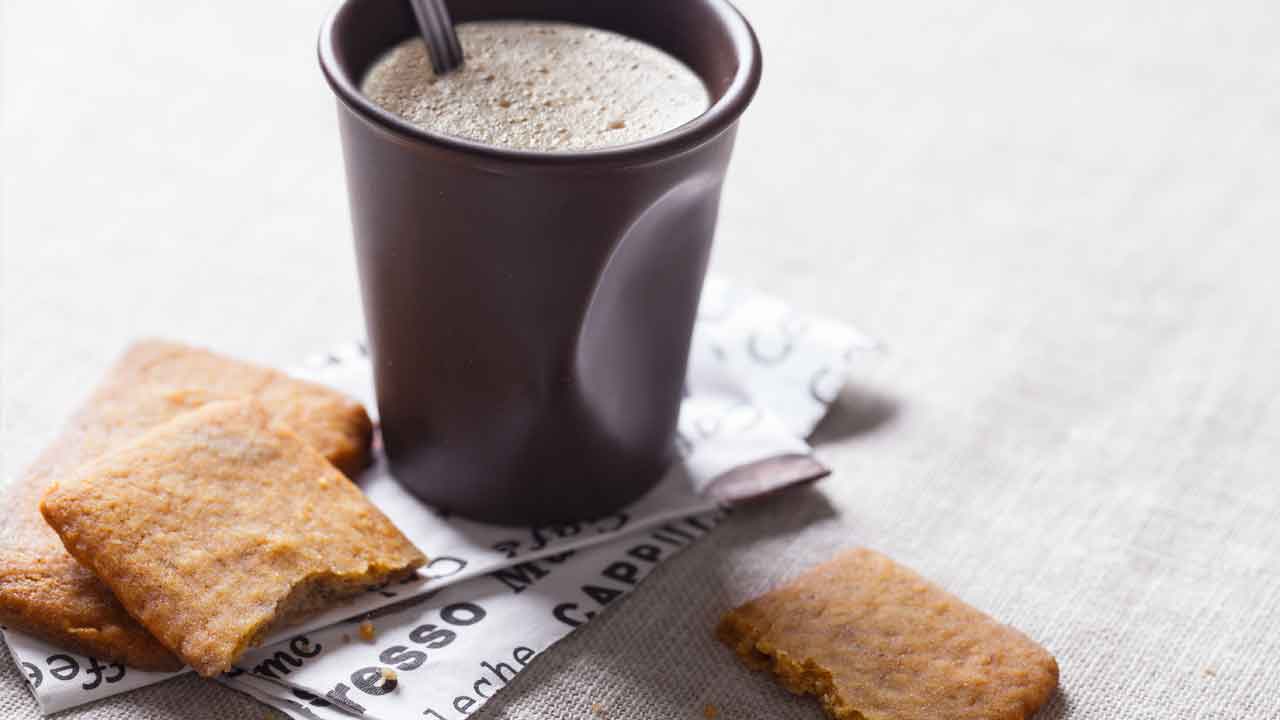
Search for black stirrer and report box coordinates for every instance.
[409,0,464,74]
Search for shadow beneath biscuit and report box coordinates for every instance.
[808,383,900,446]
[1033,685,1074,719]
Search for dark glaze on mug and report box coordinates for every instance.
[318,0,761,525]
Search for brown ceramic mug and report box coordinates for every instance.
[318,0,761,525]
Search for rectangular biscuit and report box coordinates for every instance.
[99,339,374,477]
[717,548,1058,720]
[41,399,425,677]
[0,339,374,670]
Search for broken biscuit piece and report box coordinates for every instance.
[111,339,374,477]
[41,399,425,677]
[0,339,374,670]
[717,548,1058,720]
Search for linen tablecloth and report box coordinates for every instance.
[3,0,1279,717]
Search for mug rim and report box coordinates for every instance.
[317,0,762,167]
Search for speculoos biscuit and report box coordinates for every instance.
[41,399,424,677]
[717,548,1058,720]
[0,340,374,670]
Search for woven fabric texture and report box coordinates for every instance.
[4,0,1280,718]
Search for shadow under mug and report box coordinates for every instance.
[318,0,761,526]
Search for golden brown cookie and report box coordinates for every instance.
[41,399,425,677]
[100,339,373,477]
[717,548,1058,720]
[0,339,374,670]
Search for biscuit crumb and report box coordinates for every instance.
[591,702,607,716]
[381,667,398,682]
[358,620,376,642]
[1204,667,1217,677]
[703,703,719,718]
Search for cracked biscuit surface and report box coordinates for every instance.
[0,339,374,670]
[40,399,424,677]
[717,548,1058,720]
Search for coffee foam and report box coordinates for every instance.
[360,21,711,152]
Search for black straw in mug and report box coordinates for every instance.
[409,0,464,74]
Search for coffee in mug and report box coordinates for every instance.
[361,21,710,152]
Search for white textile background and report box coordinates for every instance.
[4,0,1280,718]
